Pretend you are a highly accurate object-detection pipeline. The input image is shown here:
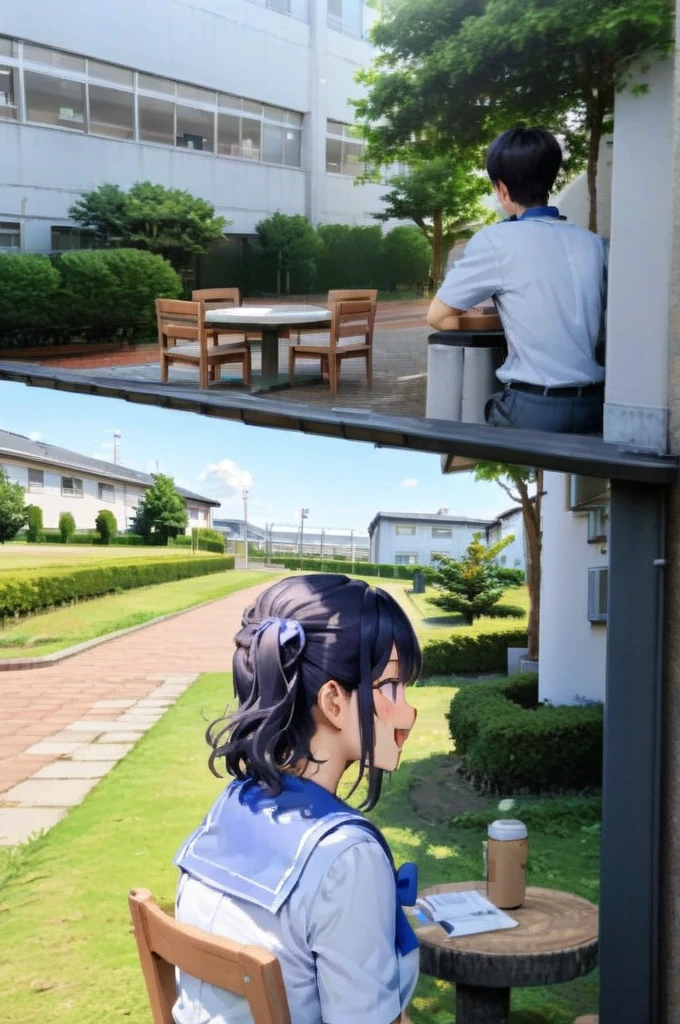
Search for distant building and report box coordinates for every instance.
[368,507,526,570]
[0,430,219,532]
[213,519,370,559]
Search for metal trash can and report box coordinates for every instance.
[412,571,425,594]
[426,331,505,424]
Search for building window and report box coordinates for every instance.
[0,64,18,120]
[395,553,417,566]
[328,0,363,37]
[89,83,134,140]
[587,566,608,624]
[432,527,452,539]
[326,120,364,176]
[25,70,86,130]
[189,507,199,521]
[98,482,115,502]
[0,221,20,251]
[588,507,609,544]
[176,104,215,152]
[395,524,415,536]
[139,94,175,146]
[51,226,96,252]
[88,60,134,87]
[62,475,84,497]
[28,468,44,492]
[24,44,86,73]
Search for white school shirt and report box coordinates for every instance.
[436,215,608,388]
[172,824,420,1024]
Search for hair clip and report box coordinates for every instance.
[255,617,306,651]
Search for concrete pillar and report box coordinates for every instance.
[603,58,675,454]
[306,0,328,225]
[662,6,680,1019]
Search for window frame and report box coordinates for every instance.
[394,523,416,536]
[61,475,84,498]
[27,467,44,492]
[98,481,115,503]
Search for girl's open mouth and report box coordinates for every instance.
[394,728,409,749]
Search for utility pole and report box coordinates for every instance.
[320,526,325,563]
[299,508,309,567]
[243,488,249,570]
[113,429,121,465]
[350,529,355,573]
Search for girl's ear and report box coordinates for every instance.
[316,680,352,730]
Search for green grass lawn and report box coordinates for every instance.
[0,570,280,658]
[0,675,599,1023]
[0,544,213,573]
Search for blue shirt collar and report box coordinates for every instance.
[519,206,561,220]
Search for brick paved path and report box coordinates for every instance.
[0,580,273,807]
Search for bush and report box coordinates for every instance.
[0,253,61,348]
[447,675,603,793]
[484,604,526,619]
[57,248,181,343]
[276,556,428,580]
[315,224,386,293]
[110,534,147,546]
[0,555,235,622]
[95,508,118,544]
[58,512,76,543]
[497,567,526,587]
[421,629,528,676]
[26,505,44,543]
[382,226,430,292]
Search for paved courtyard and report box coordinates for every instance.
[0,579,274,845]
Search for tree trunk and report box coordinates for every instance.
[432,210,443,292]
[586,113,602,234]
[518,472,542,662]
[285,267,291,295]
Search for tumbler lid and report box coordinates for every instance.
[488,819,528,841]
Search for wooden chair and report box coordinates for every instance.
[288,290,377,394]
[128,888,291,1024]
[156,298,251,389]
[573,1017,598,1023]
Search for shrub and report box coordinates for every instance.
[276,556,428,580]
[484,604,526,619]
[315,224,386,292]
[196,527,225,554]
[421,629,528,676]
[110,534,146,546]
[497,567,526,587]
[382,226,430,292]
[58,512,76,543]
[0,555,235,622]
[95,508,118,544]
[0,253,61,348]
[57,248,181,343]
[26,505,44,543]
[447,675,604,793]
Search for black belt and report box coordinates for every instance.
[507,381,604,398]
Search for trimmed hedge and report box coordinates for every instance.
[447,675,603,793]
[278,556,426,580]
[38,531,148,546]
[421,629,528,676]
[0,555,234,622]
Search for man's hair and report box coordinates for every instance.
[486,127,563,208]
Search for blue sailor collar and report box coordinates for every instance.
[174,774,419,956]
[504,206,565,222]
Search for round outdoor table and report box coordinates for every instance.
[205,304,331,394]
[416,881,598,1024]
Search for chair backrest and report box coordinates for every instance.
[192,287,241,312]
[156,298,202,340]
[128,888,291,1024]
[327,288,378,306]
[330,298,376,350]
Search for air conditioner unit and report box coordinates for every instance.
[587,566,608,623]
[569,475,610,512]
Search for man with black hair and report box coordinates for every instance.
[427,127,607,434]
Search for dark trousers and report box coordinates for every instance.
[485,387,604,434]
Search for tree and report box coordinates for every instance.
[0,468,28,543]
[357,0,674,231]
[431,532,515,625]
[58,511,76,543]
[383,226,431,292]
[70,182,228,272]
[474,463,543,661]
[254,213,319,295]
[375,158,490,289]
[95,509,118,544]
[26,504,43,543]
[133,474,189,545]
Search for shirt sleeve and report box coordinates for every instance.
[309,839,403,1024]
[436,228,503,311]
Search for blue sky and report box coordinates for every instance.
[0,381,513,533]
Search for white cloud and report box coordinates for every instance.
[400,478,418,488]
[28,431,42,442]
[198,459,253,497]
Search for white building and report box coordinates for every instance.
[367,507,526,569]
[213,518,371,559]
[0,430,219,533]
[0,0,390,255]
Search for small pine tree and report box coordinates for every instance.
[59,511,76,543]
[95,509,118,544]
[0,468,28,543]
[26,504,44,543]
[431,533,515,625]
[133,474,188,546]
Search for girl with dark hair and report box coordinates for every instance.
[172,573,422,1024]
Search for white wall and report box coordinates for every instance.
[2,457,212,532]
[370,520,488,566]
[538,472,607,705]
[0,0,386,244]
[487,509,526,570]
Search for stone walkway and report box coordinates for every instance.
[0,579,274,845]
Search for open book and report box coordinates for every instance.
[415,890,520,939]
